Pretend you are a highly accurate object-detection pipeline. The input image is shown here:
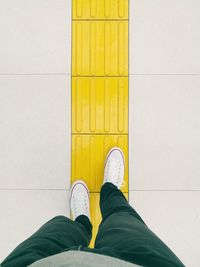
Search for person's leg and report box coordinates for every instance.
[1,216,92,267]
[94,182,185,267]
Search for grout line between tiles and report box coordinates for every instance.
[0,73,71,76]
[72,19,129,21]
[72,133,128,135]
[129,189,200,192]
[3,74,199,77]
[72,75,128,77]
[0,189,199,192]
[0,188,69,191]
[129,73,200,76]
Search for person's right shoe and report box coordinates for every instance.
[103,147,125,189]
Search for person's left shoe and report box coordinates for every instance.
[70,180,90,220]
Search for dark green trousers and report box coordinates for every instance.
[1,182,184,267]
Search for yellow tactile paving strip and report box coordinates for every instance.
[71,0,129,247]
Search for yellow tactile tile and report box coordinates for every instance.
[73,0,129,20]
[72,77,128,134]
[89,192,128,248]
[72,21,128,76]
[71,134,128,193]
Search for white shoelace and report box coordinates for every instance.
[73,193,88,218]
[106,159,125,188]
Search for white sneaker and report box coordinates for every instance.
[70,180,90,220]
[103,147,125,189]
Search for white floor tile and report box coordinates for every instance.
[0,189,70,262]
[0,75,71,189]
[0,0,71,74]
[130,0,200,74]
[129,75,200,190]
[129,191,200,267]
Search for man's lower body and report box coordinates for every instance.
[1,182,184,267]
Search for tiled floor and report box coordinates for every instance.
[0,1,199,266]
